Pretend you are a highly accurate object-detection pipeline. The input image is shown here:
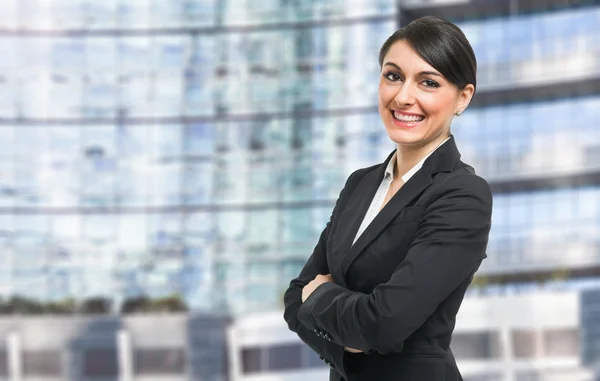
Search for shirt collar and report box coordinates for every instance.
[385,137,451,183]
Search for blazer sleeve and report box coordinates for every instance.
[282,169,361,377]
[296,174,493,355]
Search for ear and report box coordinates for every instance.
[456,84,475,114]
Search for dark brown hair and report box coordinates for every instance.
[378,16,477,91]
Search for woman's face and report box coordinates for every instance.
[378,39,474,149]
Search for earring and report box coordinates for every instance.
[455,111,462,116]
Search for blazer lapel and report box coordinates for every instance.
[340,168,432,278]
[336,136,462,282]
[330,158,390,288]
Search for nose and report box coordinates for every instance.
[394,82,416,106]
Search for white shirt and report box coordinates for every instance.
[352,137,450,246]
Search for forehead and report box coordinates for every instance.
[383,40,437,73]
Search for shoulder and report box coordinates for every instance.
[430,161,493,208]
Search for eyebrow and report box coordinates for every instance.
[383,62,443,77]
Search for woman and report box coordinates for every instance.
[283,16,493,381]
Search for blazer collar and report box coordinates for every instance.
[374,134,460,183]
[332,135,461,287]
[420,134,461,176]
[385,136,451,184]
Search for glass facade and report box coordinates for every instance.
[0,0,396,314]
[0,1,599,316]
[454,97,600,179]
[461,8,600,88]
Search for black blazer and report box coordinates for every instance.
[283,136,493,381]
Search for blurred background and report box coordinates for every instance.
[0,0,599,380]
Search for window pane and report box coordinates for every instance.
[512,330,541,359]
[543,329,579,357]
[241,347,262,374]
[451,332,502,360]
[267,344,302,371]
[247,210,278,247]
[83,348,118,377]
[0,349,7,376]
[248,261,277,281]
[135,348,186,374]
[22,350,62,376]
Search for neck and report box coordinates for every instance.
[394,134,449,179]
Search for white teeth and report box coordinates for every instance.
[393,111,424,123]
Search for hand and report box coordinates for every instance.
[302,274,332,302]
[344,347,363,353]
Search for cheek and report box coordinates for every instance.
[377,94,388,118]
[421,93,456,117]
[378,83,395,105]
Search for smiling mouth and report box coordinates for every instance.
[392,110,425,124]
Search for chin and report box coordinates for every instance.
[385,127,425,146]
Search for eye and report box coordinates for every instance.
[422,79,440,88]
[383,72,401,82]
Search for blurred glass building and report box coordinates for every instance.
[402,0,600,292]
[0,313,229,381]
[0,0,599,342]
[0,0,399,315]
[224,2,600,380]
[0,0,599,380]
[0,0,226,311]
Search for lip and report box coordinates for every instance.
[390,109,425,128]
[392,110,424,117]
